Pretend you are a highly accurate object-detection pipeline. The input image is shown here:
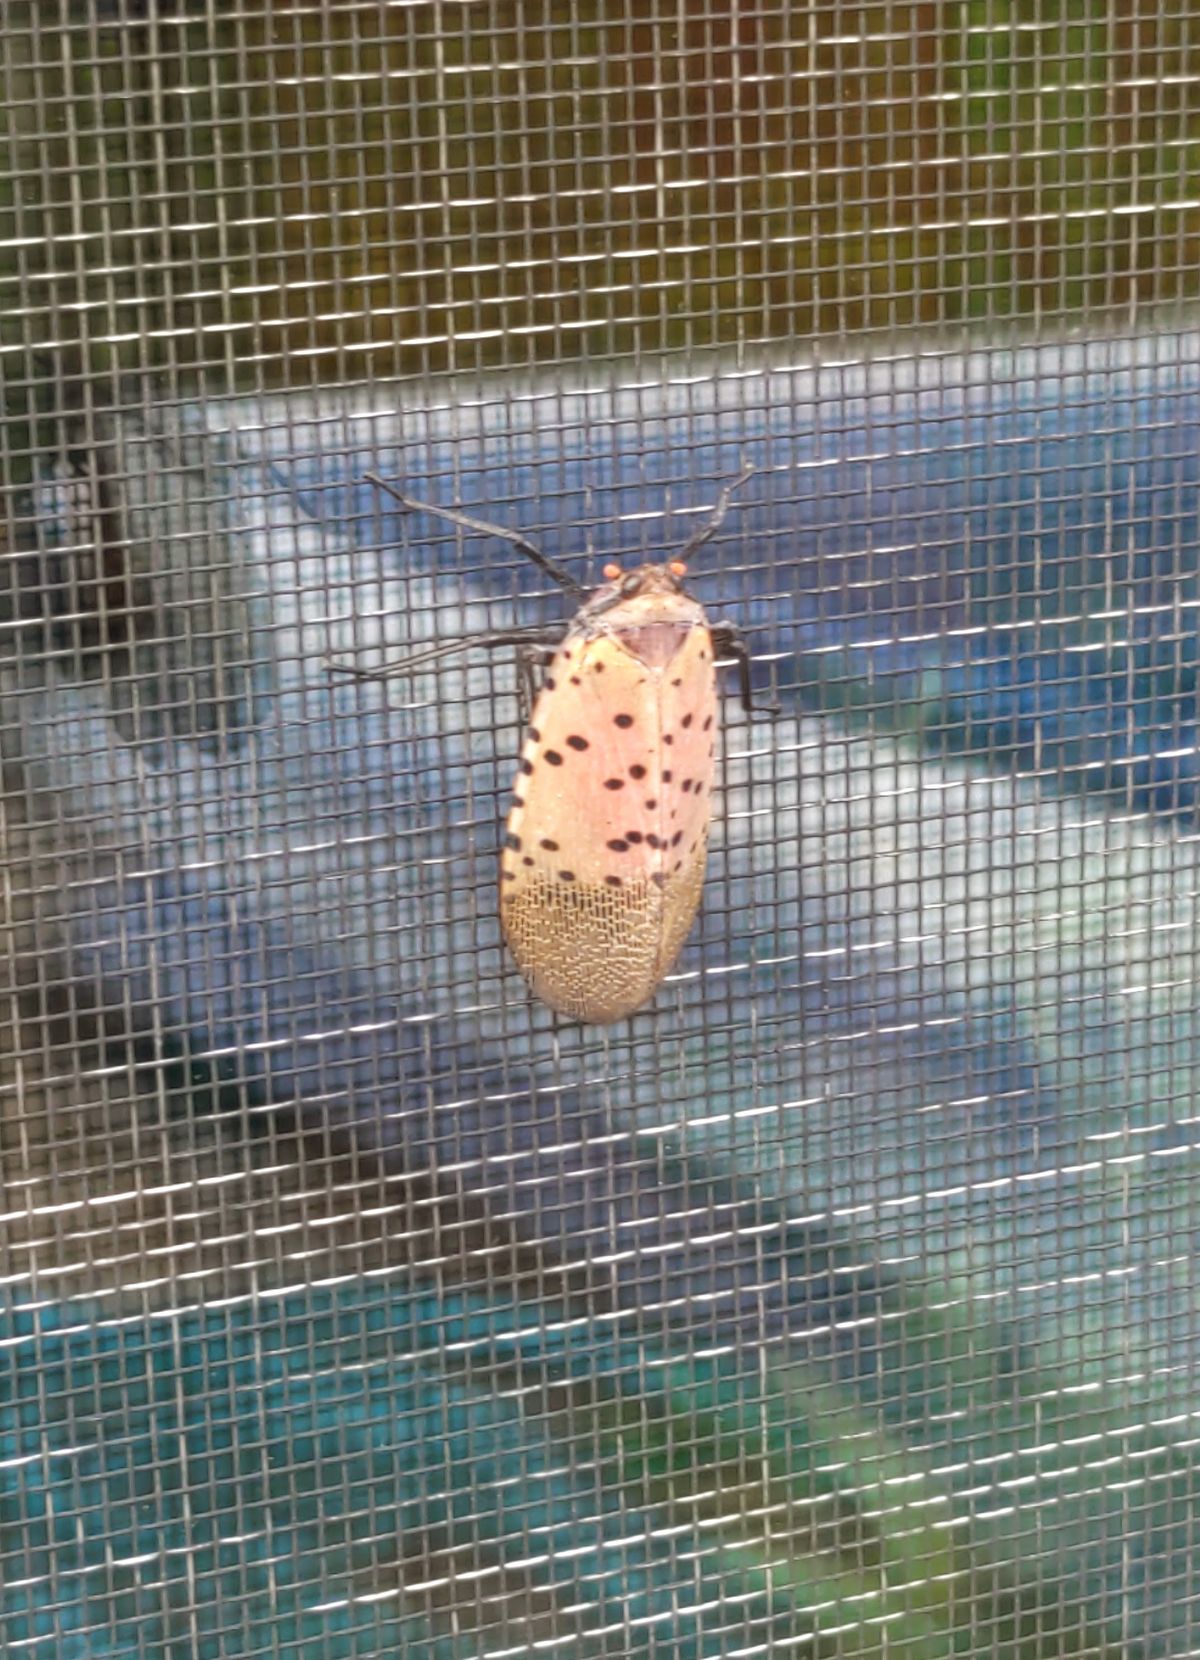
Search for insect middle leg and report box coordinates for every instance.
[515,643,557,723]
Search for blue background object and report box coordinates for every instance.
[6,331,1200,1654]
[284,334,1200,818]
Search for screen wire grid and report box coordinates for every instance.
[2,5,1200,1658]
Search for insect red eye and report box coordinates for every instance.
[603,562,622,581]
[669,559,688,578]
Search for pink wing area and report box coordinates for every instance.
[498,620,718,1022]
[650,624,719,887]
[506,624,716,882]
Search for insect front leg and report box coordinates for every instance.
[709,621,781,717]
[327,626,563,684]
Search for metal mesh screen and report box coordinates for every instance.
[2,4,1200,1655]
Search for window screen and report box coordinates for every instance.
[2,5,1199,1656]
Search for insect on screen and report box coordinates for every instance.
[2,3,1199,1656]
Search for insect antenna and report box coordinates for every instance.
[364,472,584,596]
[673,460,756,566]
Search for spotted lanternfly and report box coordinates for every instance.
[346,465,775,1024]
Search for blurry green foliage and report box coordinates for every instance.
[1,0,1199,408]
[537,1295,1138,1656]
